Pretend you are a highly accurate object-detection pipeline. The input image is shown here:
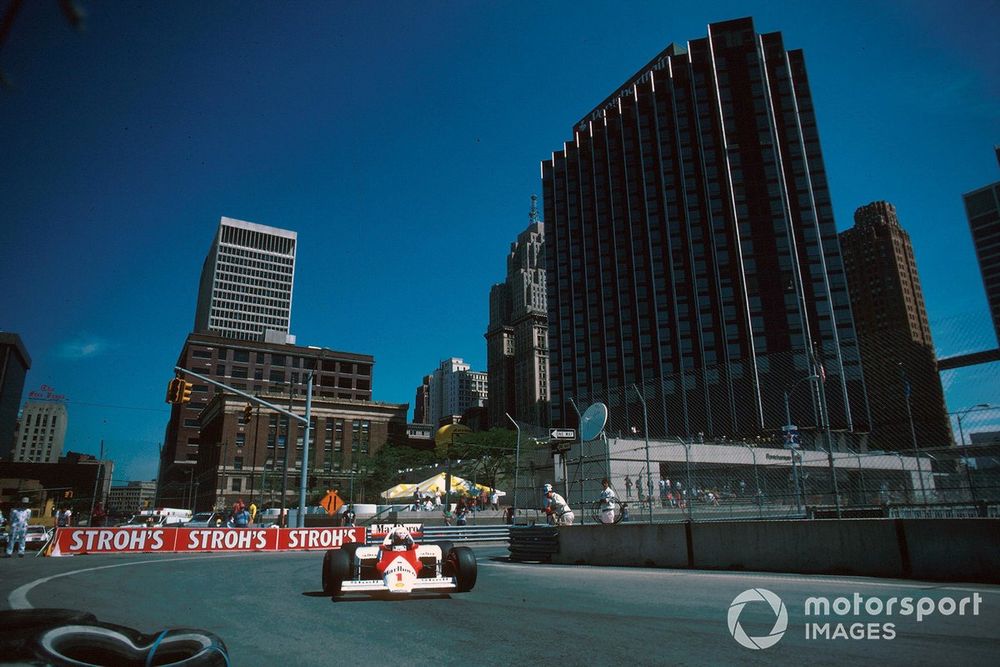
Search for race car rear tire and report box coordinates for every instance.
[322,548,351,596]
[448,546,477,592]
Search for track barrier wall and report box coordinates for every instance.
[551,518,1000,583]
[48,527,365,557]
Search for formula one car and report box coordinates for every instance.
[321,528,477,598]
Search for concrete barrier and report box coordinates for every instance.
[691,519,902,579]
[556,523,688,568]
[902,518,1000,583]
[551,518,1000,583]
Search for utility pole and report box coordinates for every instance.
[249,399,262,506]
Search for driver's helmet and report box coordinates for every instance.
[383,525,414,549]
[543,483,553,494]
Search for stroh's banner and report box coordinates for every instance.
[48,526,366,557]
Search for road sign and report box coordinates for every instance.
[549,428,576,440]
[319,489,343,516]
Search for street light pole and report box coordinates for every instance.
[250,399,262,506]
[784,374,817,514]
[956,403,991,503]
[297,370,314,528]
[632,384,652,524]
[506,413,520,520]
[898,364,926,504]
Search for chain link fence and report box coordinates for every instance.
[510,351,999,523]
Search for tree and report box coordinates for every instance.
[448,428,517,492]
[365,444,436,502]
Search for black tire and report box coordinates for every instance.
[430,540,454,561]
[447,546,477,592]
[322,548,351,596]
[342,542,361,562]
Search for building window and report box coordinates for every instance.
[231,478,242,492]
[183,419,199,427]
[233,456,243,470]
[192,350,212,359]
[231,367,248,379]
[233,350,249,363]
[236,433,245,447]
[272,354,286,367]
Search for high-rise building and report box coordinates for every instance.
[425,358,488,426]
[194,217,297,343]
[0,332,31,460]
[159,332,376,505]
[106,480,157,515]
[962,149,1000,345]
[486,196,550,426]
[13,400,68,463]
[541,18,868,444]
[840,201,951,449]
[413,375,432,424]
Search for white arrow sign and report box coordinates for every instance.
[549,428,576,440]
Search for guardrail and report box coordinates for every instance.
[508,526,559,562]
[410,525,512,544]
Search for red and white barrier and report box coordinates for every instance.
[48,526,366,557]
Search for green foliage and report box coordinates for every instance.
[446,427,517,490]
[366,444,436,498]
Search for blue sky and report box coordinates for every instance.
[1,0,998,483]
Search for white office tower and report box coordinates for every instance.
[194,217,297,342]
[13,400,68,463]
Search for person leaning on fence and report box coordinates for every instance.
[543,484,575,526]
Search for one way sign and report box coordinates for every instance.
[549,428,576,440]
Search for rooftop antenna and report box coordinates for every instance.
[529,194,539,224]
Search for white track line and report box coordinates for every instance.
[8,554,243,609]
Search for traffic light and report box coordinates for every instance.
[165,378,183,404]
[180,381,193,404]
[243,403,253,422]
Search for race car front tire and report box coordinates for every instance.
[447,546,477,592]
[429,540,454,562]
[322,548,351,596]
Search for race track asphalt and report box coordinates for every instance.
[1,546,998,665]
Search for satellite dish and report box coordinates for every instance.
[580,402,608,441]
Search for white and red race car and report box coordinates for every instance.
[321,527,477,598]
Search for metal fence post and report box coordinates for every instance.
[684,441,694,521]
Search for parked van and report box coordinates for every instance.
[121,508,192,527]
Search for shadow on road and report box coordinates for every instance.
[300,591,453,602]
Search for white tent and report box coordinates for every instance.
[380,472,505,500]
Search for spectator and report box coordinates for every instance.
[543,485,575,526]
[434,490,442,507]
[92,503,107,527]
[231,505,250,527]
[490,489,499,511]
[342,504,356,527]
[503,506,514,525]
[455,498,469,526]
[625,475,633,499]
[598,478,617,524]
[5,498,31,558]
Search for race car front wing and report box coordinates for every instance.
[341,577,457,593]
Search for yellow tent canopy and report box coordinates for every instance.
[380,472,505,500]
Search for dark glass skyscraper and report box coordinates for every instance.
[542,18,868,444]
